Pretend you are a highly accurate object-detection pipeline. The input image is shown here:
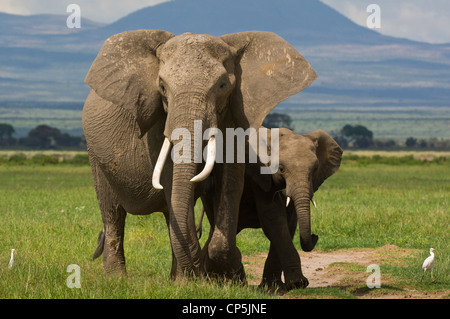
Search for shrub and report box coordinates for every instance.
[30,154,60,165]
[66,154,90,166]
[8,153,27,165]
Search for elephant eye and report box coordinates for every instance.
[279,165,285,173]
[159,83,166,94]
[159,78,167,95]
[219,82,227,90]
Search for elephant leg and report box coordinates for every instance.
[199,194,215,275]
[260,243,285,291]
[91,160,127,274]
[203,163,246,282]
[162,212,178,279]
[254,192,308,290]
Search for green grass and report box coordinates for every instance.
[0,158,448,298]
[312,164,449,250]
[0,165,272,298]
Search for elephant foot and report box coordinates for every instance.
[103,260,127,275]
[258,279,287,294]
[285,275,309,290]
[260,273,309,293]
[102,242,127,275]
[201,248,247,284]
[203,259,247,284]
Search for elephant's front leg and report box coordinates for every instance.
[203,163,246,282]
[255,194,308,290]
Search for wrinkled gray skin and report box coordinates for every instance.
[202,128,342,289]
[82,30,316,280]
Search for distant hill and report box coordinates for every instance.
[0,0,449,138]
[0,12,104,50]
[0,12,104,36]
[102,0,408,46]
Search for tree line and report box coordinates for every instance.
[0,123,86,149]
[263,114,450,151]
[1,118,450,150]
[331,124,450,150]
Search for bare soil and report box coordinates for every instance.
[243,244,449,299]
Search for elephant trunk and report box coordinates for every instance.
[291,185,318,252]
[170,159,201,276]
[161,91,217,276]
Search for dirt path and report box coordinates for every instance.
[243,245,448,299]
[298,249,372,288]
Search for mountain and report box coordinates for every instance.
[0,12,104,50]
[61,0,419,54]
[0,0,449,138]
[0,12,104,36]
[102,0,407,46]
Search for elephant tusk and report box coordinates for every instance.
[286,196,291,207]
[152,137,171,190]
[311,197,317,208]
[190,136,216,183]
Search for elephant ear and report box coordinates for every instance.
[85,30,174,135]
[245,127,275,193]
[220,31,317,130]
[245,161,273,193]
[304,130,343,192]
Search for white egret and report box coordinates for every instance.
[420,248,435,282]
[8,249,16,269]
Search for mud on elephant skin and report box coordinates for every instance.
[201,128,342,290]
[82,30,316,279]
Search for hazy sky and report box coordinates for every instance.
[0,0,449,44]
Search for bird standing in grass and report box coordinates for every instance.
[8,249,16,269]
[421,248,436,282]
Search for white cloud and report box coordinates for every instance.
[0,0,32,15]
[320,0,450,43]
[0,0,170,23]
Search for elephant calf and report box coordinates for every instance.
[201,128,343,291]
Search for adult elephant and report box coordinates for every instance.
[82,30,316,279]
[201,128,342,289]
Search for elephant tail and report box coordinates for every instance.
[92,228,105,260]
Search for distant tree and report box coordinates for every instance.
[23,125,62,149]
[342,124,373,139]
[58,132,84,148]
[263,112,295,130]
[0,123,16,146]
[337,124,374,149]
[20,124,84,149]
[405,137,417,148]
[374,138,397,149]
[331,130,348,148]
[418,139,428,148]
